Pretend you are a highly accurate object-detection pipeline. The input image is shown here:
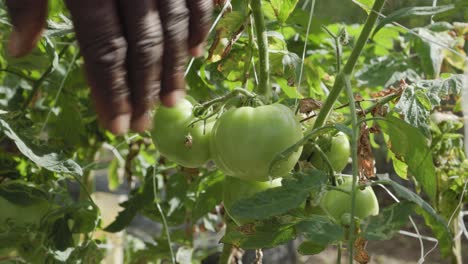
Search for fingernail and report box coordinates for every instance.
[162,90,185,107]
[190,44,205,58]
[8,30,24,57]
[109,113,131,135]
[131,111,153,133]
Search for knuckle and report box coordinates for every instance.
[132,31,163,67]
[81,32,127,70]
[163,7,190,41]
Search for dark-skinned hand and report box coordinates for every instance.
[6,0,213,134]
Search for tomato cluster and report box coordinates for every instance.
[152,100,303,181]
[152,99,379,224]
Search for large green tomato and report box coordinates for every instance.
[307,132,351,173]
[320,179,379,221]
[223,176,281,224]
[210,104,303,181]
[152,99,214,168]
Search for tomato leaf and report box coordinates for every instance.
[395,74,464,135]
[0,181,49,206]
[379,116,436,200]
[295,215,345,245]
[221,219,296,249]
[0,117,83,177]
[363,201,415,240]
[269,0,299,23]
[297,241,326,255]
[373,5,455,37]
[374,178,453,256]
[192,171,225,220]
[229,169,328,220]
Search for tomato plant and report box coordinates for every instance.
[0,0,467,263]
[210,104,303,181]
[152,99,214,168]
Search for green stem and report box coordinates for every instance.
[312,0,387,130]
[343,74,359,264]
[22,43,71,109]
[337,242,342,264]
[250,0,271,103]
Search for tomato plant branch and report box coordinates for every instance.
[22,43,71,109]
[250,0,271,103]
[343,74,360,264]
[193,88,258,118]
[153,173,176,264]
[310,143,336,185]
[312,0,386,130]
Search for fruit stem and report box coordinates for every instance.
[250,0,271,103]
[312,0,387,130]
[337,242,342,264]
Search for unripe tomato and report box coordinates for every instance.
[152,99,214,168]
[223,176,281,224]
[307,132,351,172]
[210,104,303,181]
[320,179,379,221]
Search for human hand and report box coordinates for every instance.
[6,0,213,134]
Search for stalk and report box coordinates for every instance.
[312,0,387,130]
[250,0,271,103]
[343,74,359,264]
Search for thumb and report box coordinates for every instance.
[6,0,48,57]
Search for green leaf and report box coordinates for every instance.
[412,28,453,78]
[373,5,455,37]
[379,116,436,200]
[375,178,452,256]
[395,75,464,134]
[0,181,49,206]
[297,241,326,255]
[363,202,415,240]
[192,171,224,220]
[230,169,328,220]
[0,117,83,177]
[295,215,345,246]
[269,0,299,23]
[416,207,453,257]
[221,219,296,249]
[351,0,376,13]
[107,158,121,191]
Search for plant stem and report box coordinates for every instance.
[312,0,387,130]
[22,43,71,109]
[250,0,271,103]
[343,74,359,264]
[337,242,342,264]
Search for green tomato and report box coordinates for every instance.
[152,99,214,168]
[223,176,281,224]
[308,132,351,173]
[320,179,379,221]
[210,104,303,181]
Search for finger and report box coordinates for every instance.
[158,0,190,107]
[118,0,163,132]
[65,0,131,135]
[6,0,48,57]
[186,0,213,57]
